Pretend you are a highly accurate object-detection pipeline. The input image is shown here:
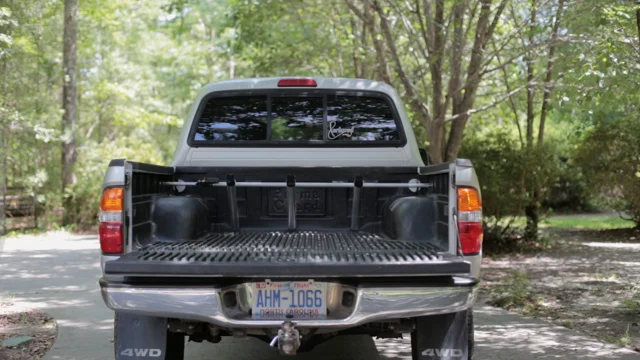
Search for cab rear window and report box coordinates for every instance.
[192,92,403,145]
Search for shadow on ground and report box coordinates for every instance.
[482,228,640,353]
[1,233,638,359]
[1,235,114,360]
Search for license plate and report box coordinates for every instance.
[268,189,326,216]
[251,281,327,319]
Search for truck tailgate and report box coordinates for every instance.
[104,231,470,277]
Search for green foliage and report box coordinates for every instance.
[543,216,635,230]
[461,131,525,221]
[1,0,639,234]
[622,293,640,312]
[542,166,595,214]
[604,324,634,347]
[1,0,233,228]
[229,0,360,78]
[460,128,563,251]
[488,271,542,312]
[576,117,640,226]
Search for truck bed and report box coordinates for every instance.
[104,231,470,278]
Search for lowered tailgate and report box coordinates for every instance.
[104,231,470,278]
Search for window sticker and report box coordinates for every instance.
[327,121,355,139]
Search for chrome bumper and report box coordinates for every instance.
[100,278,477,329]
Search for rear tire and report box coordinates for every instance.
[410,309,473,360]
[113,313,185,360]
[468,310,474,360]
[165,332,185,360]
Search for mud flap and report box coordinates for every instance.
[115,313,168,360]
[412,310,469,360]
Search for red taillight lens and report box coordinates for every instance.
[99,222,123,254]
[277,78,317,87]
[458,222,483,254]
[457,187,483,255]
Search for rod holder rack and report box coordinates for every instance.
[286,175,296,231]
[164,181,432,189]
[163,177,432,232]
[350,176,363,231]
[226,174,239,231]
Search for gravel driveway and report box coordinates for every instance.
[1,232,638,360]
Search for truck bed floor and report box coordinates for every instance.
[104,231,470,278]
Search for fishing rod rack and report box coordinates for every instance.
[162,175,433,232]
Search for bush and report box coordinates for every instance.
[542,157,597,213]
[459,129,564,252]
[576,117,640,226]
[61,130,176,229]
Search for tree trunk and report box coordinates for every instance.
[537,0,564,146]
[444,0,508,161]
[1,126,6,235]
[61,0,78,225]
[523,0,539,240]
[525,0,536,148]
[1,54,8,234]
[449,1,465,119]
[428,120,444,164]
[524,203,539,240]
[636,6,640,45]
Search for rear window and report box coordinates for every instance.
[194,96,268,141]
[271,97,324,141]
[191,92,403,145]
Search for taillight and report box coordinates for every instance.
[277,78,317,87]
[457,187,483,255]
[99,222,123,253]
[99,187,123,254]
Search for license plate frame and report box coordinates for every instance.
[251,280,327,320]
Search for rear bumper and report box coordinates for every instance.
[100,277,478,329]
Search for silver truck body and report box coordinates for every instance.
[99,77,482,359]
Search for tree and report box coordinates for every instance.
[232,0,516,163]
[1,0,639,232]
[61,0,78,223]
[343,0,510,163]
[562,0,640,227]
[462,0,570,242]
[519,0,565,239]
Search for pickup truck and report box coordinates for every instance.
[98,77,482,360]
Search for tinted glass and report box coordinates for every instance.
[194,96,268,141]
[271,97,324,141]
[326,95,400,141]
[192,93,402,144]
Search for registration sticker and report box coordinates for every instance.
[251,281,327,319]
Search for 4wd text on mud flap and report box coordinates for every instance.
[120,348,162,357]
[421,348,464,357]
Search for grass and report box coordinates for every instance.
[485,214,636,233]
[487,271,543,313]
[605,324,634,347]
[622,291,640,311]
[541,215,636,230]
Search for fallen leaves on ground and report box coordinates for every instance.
[0,301,57,360]
[481,228,640,352]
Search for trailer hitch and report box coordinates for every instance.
[270,321,300,355]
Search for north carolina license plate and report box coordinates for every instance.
[251,281,327,319]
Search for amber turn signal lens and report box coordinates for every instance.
[100,187,123,211]
[457,187,481,212]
